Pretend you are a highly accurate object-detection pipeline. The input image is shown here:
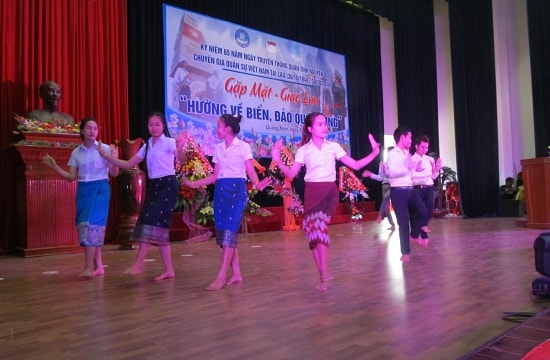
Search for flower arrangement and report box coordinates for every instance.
[244,159,273,217]
[175,134,214,224]
[266,144,305,216]
[13,114,81,147]
[339,166,369,220]
[267,176,304,215]
[245,184,273,217]
[14,114,80,134]
[287,193,304,215]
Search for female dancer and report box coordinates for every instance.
[99,112,186,281]
[181,114,270,290]
[271,112,379,291]
[43,117,119,278]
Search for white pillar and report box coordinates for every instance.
[434,0,457,172]
[492,0,535,182]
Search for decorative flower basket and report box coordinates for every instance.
[21,131,81,145]
[14,114,81,147]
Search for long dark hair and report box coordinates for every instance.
[301,112,322,145]
[147,111,171,138]
[79,116,97,140]
[219,113,242,135]
[142,112,170,167]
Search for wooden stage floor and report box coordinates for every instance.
[1,215,549,359]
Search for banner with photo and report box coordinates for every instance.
[163,4,350,157]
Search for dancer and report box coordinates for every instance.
[411,135,442,245]
[271,112,379,291]
[386,126,429,262]
[42,117,119,278]
[181,114,271,291]
[99,112,186,281]
[362,157,396,231]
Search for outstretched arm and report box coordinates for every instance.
[107,145,120,177]
[181,163,219,189]
[98,141,142,170]
[340,133,380,171]
[270,140,303,180]
[42,155,78,181]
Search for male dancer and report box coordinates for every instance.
[386,126,429,262]
[412,135,442,245]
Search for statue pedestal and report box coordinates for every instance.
[13,144,80,256]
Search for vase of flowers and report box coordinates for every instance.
[175,132,215,242]
[338,166,369,221]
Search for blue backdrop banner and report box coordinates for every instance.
[164,4,350,157]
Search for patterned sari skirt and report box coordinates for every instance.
[76,180,110,247]
[213,178,247,248]
[303,182,339,249]
[131,175,178,246]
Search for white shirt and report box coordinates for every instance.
[136,134,176,179]
[386,146,413,187]
[212,137,253,179]
[411,154,437,186]
[370,163,390,184]
[295,139,347,182]
[68,141,111,182]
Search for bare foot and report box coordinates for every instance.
[90,268,105,278]
[206,278,226,291]
[416,238,429,246]
[225,276,243,285]
[79,268,94,278]
[376,216,382,224]
[388,225,396,231]
[123,266,142,275]
[400,254,410,262]
[316,274,332,291]
[316,281,328,291]
[154,272,175,281]
[421,226,431,233]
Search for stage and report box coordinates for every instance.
[1,215,548,359]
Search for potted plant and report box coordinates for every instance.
[433,165,458,218]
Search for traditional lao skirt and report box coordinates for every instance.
[302,182,339,249]
[131,175,178,246]
[76,180,110,247]
[213,178,247,248]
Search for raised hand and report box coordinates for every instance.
[368,133,380,154]
[271,139,283,160]
[42,154,57,168]
[362,169,373,178]
[435,158,443,171]
[97,141,107,157]
[109,144,119,159]
[176,130,189,149]
[255,176,273,191]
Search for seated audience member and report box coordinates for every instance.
[516,172,523,188]
[499,177,516,200]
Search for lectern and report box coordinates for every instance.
[14,140,80,256]
[520,157,550,229]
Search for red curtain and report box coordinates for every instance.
[0,0,129,252]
